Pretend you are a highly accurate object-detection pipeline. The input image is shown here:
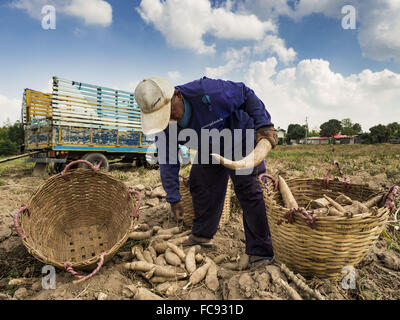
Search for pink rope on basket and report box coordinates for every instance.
[13,205,30,240]
[61,159,102,179]
[277,207,318,229]
[64,252,107,283]
[129,189,142,218]
[324,161,351,191]
[257,173,279,190]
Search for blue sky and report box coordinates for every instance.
[0,0,399,131]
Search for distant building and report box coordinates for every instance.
[306,134,355,145]
[276,128,286,145]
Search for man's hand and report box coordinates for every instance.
[170,201,184,221]
[256,126,278,148]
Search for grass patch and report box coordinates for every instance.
[385,162,400,180]
[0,158,34,176]
[110,171,129,182]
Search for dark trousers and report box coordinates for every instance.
[189,161,274,257]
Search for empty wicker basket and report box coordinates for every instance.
[13,160,141,283]
[258,165,394,279]
[179,175,232,228]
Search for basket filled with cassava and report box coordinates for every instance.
[258,161,398,279]
[13,160,141,283]
[179,175,232,228]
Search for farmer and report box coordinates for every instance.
[134,76,278,263]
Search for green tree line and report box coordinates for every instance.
[0,120,24,156]
[286,118,400,144]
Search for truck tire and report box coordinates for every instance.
[80,153,110,172]
[54,163,66,173]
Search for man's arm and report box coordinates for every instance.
[203,78,274,130]
[217,79,277,147]
[242,89,278,147]
[159,163,181,203]
[242,89,274,130]
[156,124,181,204]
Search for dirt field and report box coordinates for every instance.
[1,144,399,301]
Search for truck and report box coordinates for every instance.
[22,76,160,172]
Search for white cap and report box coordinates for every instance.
[134,76,175,135]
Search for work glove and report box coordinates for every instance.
[256,126,278,148]
[170,201,184,221]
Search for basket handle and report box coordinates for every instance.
[257,173,279,190]
[13,205,30,240]
[61,159,103,179]
[324,161,351,191]
[129,189,142,218]
[64,252,106,285]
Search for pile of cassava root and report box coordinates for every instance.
[122,224,220,300]
[278,175,383,217]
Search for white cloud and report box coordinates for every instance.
[10,0,112,27]
[243,58,400,131]
[205,46,252,78]
[0,95,22,125]
[10,0,49,20]
[167,71,182,82]
[240,0,400,62]
[357,0,400,61]
[127,81,141,93]
[254,35,297,65]
[136,0,276,54]
[205,35,297,79]
[63,0,112,27]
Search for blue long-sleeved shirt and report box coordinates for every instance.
[156,77,273,203]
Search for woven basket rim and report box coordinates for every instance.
[17,168,138,269]
[260,176,392,278]
[262,177,390,222]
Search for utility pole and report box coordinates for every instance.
[305,117,309,144]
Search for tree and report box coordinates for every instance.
[359,132,371,144]
[352,123,362,135]
[0,120,24,156]
[387,122,400,138]
[0,139,18,156]
[7,121,24,146]
[341,118,362,136]
[308,128,320,137]
[286,124,307,142]
[320,119,342,138]
[369,125,390,143]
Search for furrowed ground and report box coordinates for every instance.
[0,144,399,300]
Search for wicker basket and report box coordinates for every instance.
[258,166,393,279]
[13,160,141,283]
[179,175,232,228]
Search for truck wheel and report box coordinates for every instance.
[145,152,158,166]
[80,153,110,172]
[135,156,144,167]
[54,163,66,173]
